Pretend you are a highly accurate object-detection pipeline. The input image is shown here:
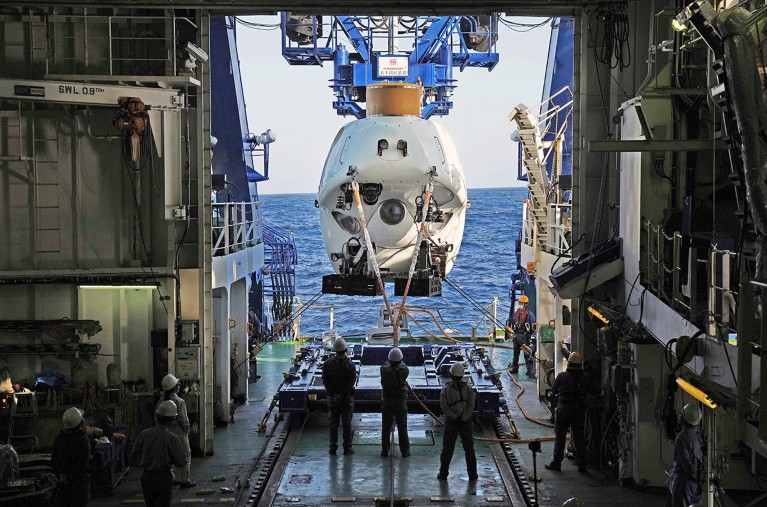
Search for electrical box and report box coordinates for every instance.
[179,320,199,345]
[176,345,200,381]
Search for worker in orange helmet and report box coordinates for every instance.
[507,295,536,379]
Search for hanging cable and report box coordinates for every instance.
[349,173,394,340]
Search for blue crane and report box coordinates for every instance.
[281,15,500,119]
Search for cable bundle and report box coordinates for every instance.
[592,0,631,70]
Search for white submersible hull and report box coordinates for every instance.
[317,104,469,296]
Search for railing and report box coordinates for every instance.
[285,299,501,341]
[212,201,262,256]
[39,14,197,78]
[643,218,739,333]
[547,203,572,256]
[521,200,535,248]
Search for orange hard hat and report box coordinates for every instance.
[519,295,529,303]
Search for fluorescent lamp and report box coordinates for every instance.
[78,285,157,290]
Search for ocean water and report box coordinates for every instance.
[259,187,527,338]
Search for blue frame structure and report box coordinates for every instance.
[281,15,500,119]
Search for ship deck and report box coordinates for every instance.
[89,339,668,506]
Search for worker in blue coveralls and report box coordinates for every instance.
[508,294,536,378]
[322,337,357,456]
[667,404,703,507]
[380,347,411,457]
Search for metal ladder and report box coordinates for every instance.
[510,104,550,253]
[7,392,38,446]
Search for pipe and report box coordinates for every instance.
[636,1,657,95]
[718,7,767,279]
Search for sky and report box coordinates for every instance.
[236,16,552,195]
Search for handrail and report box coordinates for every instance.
[212,201,262,256]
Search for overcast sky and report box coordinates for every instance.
[236,16,552,195]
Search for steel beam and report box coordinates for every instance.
[4,1,597,16]
[588,139,727,152]
[0,78,183,109]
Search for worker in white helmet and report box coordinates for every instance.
[437,362,477,481]
[132,400,186,506]
[158,373,195,488]
[667,403,703,507]
[51,407,91,506]
[380,347,411,457]
[321,337,357,455]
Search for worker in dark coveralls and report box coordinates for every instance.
[546,351,589,473]
[321,337,357,455]
[667,404,703,507]
[131,400,186,507]
[159,373,195,488]
[52,407,91,507]
[437,363,478,481]
[509,294,536,378]
[380,347,411,457]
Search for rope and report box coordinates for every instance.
[507,369,554,428]
[391,182,433,337]
[404,381,556,444]
[350,179,394,339]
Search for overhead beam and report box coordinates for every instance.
[3,1,597,16]
[588,139,728,152]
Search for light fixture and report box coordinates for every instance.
[587,306,610,325]
[185,42,209,63]
[671,19,688,32]
[676,378,717,409]
[254,129,276,146]
[78,285,157,290]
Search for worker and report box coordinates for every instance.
[667,403,703,507]
[437,363,478,481]
[545,351,589,473]
[509,294,536,378]
[51,407,91,507]
[380,347,411,458]
[321,337,357,455]
[132,400,187,507]
[159,373,196,488]
[560,334,572,360]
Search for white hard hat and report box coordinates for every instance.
[161,373,180,391]
[333,337,348,352]
[62,407,84,429]
[449,363,465,377]
[683,403,701,426]
[388,347,403,362]
[156,400,178,418]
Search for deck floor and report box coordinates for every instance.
[89,339,670,506]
